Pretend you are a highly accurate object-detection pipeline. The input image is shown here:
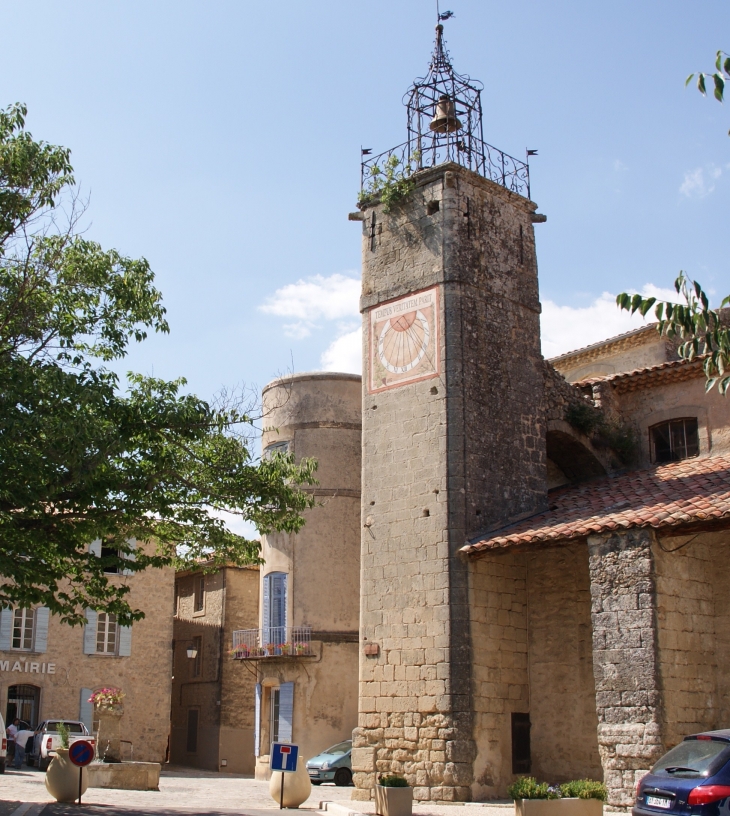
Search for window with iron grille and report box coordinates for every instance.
[96,612,118,654]
[12,608,34,651]
[194,576,205,613]
[651,418,699,463]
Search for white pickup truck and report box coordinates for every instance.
[27,720,94,771]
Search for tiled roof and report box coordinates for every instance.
[575,357,704,393]
[549,324,657,364]
[461,454,730,556]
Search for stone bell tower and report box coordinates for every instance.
[352,21,547,802]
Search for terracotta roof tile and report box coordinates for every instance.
[575,357,704,393]
[461,455,730,556]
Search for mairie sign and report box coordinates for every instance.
[271,742,298,773]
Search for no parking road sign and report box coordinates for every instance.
[68,740,95,767]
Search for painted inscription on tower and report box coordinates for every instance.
[368,286,439,393]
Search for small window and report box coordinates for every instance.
[192,635,202,678]
[96,613,118,654]
[511,712,531,774]
[186,708,199,753]
[12,609,34,651]
[100,545,119,574]
[263,440,290,459]
[194,576,205,613]
[651,418,699,463]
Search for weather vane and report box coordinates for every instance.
[436,1,454,22]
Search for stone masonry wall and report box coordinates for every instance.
[355,164,547,801]
[469,553,529,799]
[527,542,602,785]
[588,530,664,809]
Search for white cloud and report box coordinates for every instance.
[321,325,362,373]
[680,164,723,198]
[259,273,360,338]
[541,284,678,359]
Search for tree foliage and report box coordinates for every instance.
[686,50,729,134]
[0,103,317,625]
[617,273,730,395]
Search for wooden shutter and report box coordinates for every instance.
[33,607,49,653]
[272,574,287,629]
[254,683,262,756]
[118,625,132,657]
[83,610,98,654]
[278,682,294,743]
[262,575,271,644]
[122,538,137,577]
[89,540,102,557]
[0,607,12,651]
[79,687,93,733]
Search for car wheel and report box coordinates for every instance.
[311,781,322,786]
[39,757,50,772]
[334,767,352,787]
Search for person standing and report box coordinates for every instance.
[6,719,18,764]
[14,723,33,769]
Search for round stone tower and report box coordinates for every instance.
[254,372,362,780]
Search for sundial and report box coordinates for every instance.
[369,287,439,392]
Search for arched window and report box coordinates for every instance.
[650,418,699,463]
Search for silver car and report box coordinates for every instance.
[306,739,352,786]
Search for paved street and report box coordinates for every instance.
[0,766,515,816]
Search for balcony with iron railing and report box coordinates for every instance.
[230,626,313,659]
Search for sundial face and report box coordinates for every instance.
[369,287,440,393]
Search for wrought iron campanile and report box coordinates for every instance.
[362,18,531,198]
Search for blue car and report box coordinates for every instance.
[306,740,352,786]
[635,731,730,816]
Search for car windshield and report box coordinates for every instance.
[322,741,352,756]
[653,739,730,778]
[47,722,84,734]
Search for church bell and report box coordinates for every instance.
[429,94,462,134]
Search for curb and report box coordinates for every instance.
[318,801,369,816]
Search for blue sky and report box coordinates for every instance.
[3,0,729,403]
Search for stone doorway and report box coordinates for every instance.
[7,683,41,727]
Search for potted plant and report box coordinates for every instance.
[375,773,412,816]
[44,722,90,803]
[266,643,276,655]
[90,687,125,763]
[509,777,606,816]
[279,643,291,655]
[294,641,308,655]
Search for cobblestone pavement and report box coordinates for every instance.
[0,765,515,816]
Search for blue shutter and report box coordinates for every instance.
[33,607,49,653]
[79,687,93,733]
[118,625,132,657]
[83,610,98,654]
[262,575,271,644]
[278,682,294,743]
[254,683,262,757]
[122,538,137,577]
[89,540,102,557]
[0,608,12,651]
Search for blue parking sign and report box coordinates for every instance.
[271,742,299,773]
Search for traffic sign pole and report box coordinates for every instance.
[78,766,83,805]
[280,770,284,810]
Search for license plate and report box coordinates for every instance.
[308,771,318,776]
[646,796,672,809]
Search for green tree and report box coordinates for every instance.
[616,53,730,391]
[0,103,317,625]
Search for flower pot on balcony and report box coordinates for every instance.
[266,644,276,655]
[44,748,89,803]
[515,799,603,816]
[375,784,413,816]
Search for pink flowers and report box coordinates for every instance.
[88,687,125,708]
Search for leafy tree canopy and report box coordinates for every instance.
[0,103,317,625]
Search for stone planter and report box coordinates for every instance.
[268,756,312,807]
[516,799,604,816]
[375,785,413,816]
[44,748,89,803]
[96,706,124,763]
